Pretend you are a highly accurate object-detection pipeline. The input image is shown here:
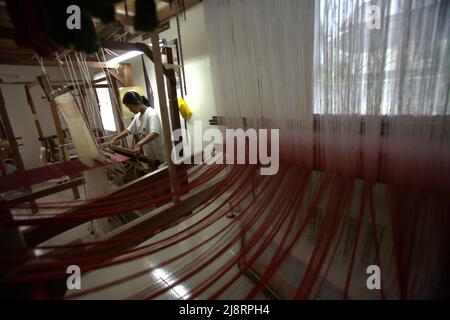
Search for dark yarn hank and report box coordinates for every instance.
[5,0,160,57]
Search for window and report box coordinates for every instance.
[314,0,449,116]
[94,73,117,132]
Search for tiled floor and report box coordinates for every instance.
[69,191,268,300]
[6,174,268,300]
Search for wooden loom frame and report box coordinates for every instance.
[1,30,199,294]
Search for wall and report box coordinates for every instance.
[0,2,218,169]
[0,65,68,169]
[126,2,217,149]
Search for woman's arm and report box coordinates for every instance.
[110,129,129,145]
[133,132,159,153]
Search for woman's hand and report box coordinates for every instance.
[108,130,129,147]
[133,143,143,154]
[109,137,118,145]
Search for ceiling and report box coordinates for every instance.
[0,0,200,67]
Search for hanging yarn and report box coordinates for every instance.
[5,0,160,56]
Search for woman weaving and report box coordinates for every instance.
[110,91,166,166]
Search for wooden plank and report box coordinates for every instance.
[108,68,128,87]
[113,0,199,27]
[65,181,218,263]
[92,84,110,88]
[37,76,81,200]
[112,0,201,27]
[37,166,209,296]
[164,47,182,133]
[0,46,35,54]
[150,31,179,202]
[0,87,38,212]
[37,171,210,298]
[22,165,188,246]
[123,63,133,86]
[6,178,84,205]
[157,0,201,23]
[0,89,25,171]
[24,85,45,141]
[99,41,172,79]
[0,57,108,68]
[49,85,74,100]
[109,144,160,165]
[92,77,107,84]
[99,40,142,52]
[37,76,68,161]
[136,43,173,79]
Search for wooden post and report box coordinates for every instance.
[108,69,128,87]
[0,90,27,174]
[37,76,80,200]
[164,47,182,133]
[123,63,133,86]
[164,47,184,155]
[0,88,38,212]
[150,31,179,202]
[24,85,45,141]
[108,75,128,148]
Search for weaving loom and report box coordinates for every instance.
[1,0,449,301]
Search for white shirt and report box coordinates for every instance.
[127,108,166,162]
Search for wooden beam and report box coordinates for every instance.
[134,42,174,79]
[6,178,84,205]
[99,40,173,79]
[37,76,81,200]
[109,144,160,166]
[49,85,74,101]
[29,170,214,299]
[92,84,110,88]
[0,57,108,68]
[22,165,188,246]
[157,0,201,23]
[150,31,179,203]
[62,181,218,265]
[164,47,181,133]
[0,89,25,172]
[24,85,45,141]
[123,63,133,86]
[0,87,38,212]
[92,77,107,84]
[112,0,201,27]
[99,39,142,52]
[163,46,184,154]
[0,46,35,55]
[108,68,128,87]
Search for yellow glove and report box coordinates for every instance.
[178,97,192,120]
